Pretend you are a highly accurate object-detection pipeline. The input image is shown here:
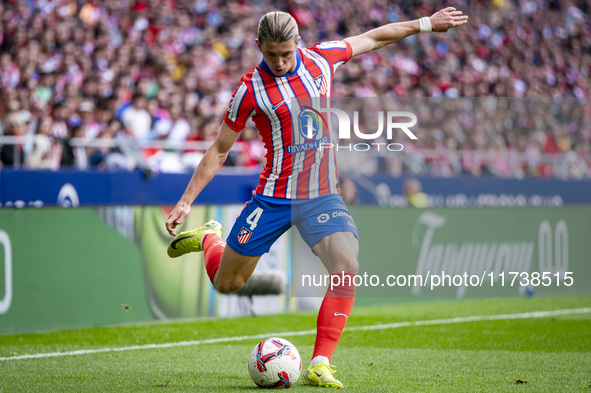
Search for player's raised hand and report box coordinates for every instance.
[430,7,468,33]
[166,202,191,236]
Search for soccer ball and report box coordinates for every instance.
[248,337,302,388]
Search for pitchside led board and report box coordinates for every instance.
[291,207,591,298]
[0,204,590,334]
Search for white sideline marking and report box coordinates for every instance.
[1,307,590,361]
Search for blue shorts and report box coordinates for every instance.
[226,193,359,257]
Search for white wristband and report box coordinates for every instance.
[419,17,432,33]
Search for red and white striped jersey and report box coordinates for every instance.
[224,40,352,199]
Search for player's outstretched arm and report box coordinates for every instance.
[165,121,240,235]
[344,7,468,57]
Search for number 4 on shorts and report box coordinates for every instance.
[246,207,263,230]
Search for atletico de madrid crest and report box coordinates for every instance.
[314,75,327,96]
[238,227,253,244]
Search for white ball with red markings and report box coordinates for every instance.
[248,337,302,388]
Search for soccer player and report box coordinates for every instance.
[166,8,467,388]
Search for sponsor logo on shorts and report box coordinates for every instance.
[317,213,330,223]
[317,212,353,224]
[332,211,351,219]
[237,227,252,244]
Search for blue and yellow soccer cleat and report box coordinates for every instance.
[167,219,222,258]
[301,363,343,388]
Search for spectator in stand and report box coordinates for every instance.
[89,131,114,168]
[121,93,151,141]
[50,101,69,139]
[79,101,103,139]
[35,71,55,104]
[488,135,512,177]
[0,52,20,88]
[0,112,26,166]
[25,115,61,169]
[153,103,191,143]
[105,118,124,139]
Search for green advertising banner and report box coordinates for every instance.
[1,206,590,333]
[0,205,291,334]
[293,207,591,298]
[0,208,152,333]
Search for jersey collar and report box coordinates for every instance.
[259,49,301,78]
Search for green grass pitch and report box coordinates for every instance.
[1,297,590,392]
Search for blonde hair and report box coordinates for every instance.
[257,11,299,44]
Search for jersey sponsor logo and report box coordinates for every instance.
[313,75,327,96]
[286,136,329,154]
[237,227,253,244]
[288,106,329,153]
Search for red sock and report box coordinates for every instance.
[202,233,225,283]
[312,273,356,361]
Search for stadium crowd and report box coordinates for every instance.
[0,0,590,178]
